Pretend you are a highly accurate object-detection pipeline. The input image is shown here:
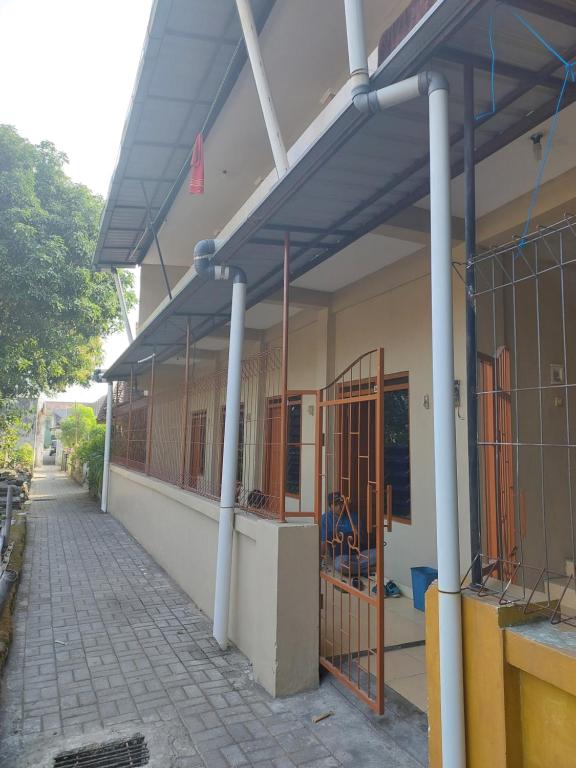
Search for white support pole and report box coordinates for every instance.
[101,381,114,513]
[429,84,466,768]
[341,3,466,760]
[213,278,246,649]
[235,0,289,177]
[112,268,134,344]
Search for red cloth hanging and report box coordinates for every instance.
[189,133,204,194]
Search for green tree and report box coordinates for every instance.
[59,404,97,448]
[0,125,135,400]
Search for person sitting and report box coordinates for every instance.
[320,491,377,582]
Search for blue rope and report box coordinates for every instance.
[512,11,570,68]
[518,66,571,249]
[475,7,575,249]
[475,13,497,121]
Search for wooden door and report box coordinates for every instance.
[478,348,515,573]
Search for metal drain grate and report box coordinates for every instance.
[53,735,149,768]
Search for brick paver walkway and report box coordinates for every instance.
[0,466,427,767]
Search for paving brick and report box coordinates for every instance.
[220,743,249,766]
[0,466,427,768]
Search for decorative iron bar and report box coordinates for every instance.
[316,349,388,714]
[468,215,576,625]
[110,347,316,520]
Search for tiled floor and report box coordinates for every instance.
[0,466,428,767]
[384,598,428,713]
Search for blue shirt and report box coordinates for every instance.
[321,508,359,557]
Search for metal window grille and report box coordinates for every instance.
[110,347,316,519]
[468,215,576,625]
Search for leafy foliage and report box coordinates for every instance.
[11,442,33,472]
[59,404,97,448]
[0,400,30,462]
[74,423,105,496]
[0,125,135,399]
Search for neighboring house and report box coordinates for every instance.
[36,400,105,467]
[93,1,576,763]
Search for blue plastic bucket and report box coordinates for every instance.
[411,566,438,612]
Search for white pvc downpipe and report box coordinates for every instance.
[342,2,465,765]
[100,380,113,513]
[343,0,369,95]
[193,239,247,650]
[235,0,289,177]
[428,85,466,768]
[213,278,246,649]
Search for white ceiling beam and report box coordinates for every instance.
[264,287,332,308]
[207,327,263,342]
[373,205,465,244]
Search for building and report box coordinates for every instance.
[94,1,576,764]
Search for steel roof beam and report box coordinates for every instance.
[288,38,576,266]
[128,2,278,266]
[249,237,313,248]
[264,223,351,237]
[504,0,576,27]
[436,46,566,90]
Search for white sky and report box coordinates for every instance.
[0,0,154,403]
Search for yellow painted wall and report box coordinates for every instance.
[518,672,576,768]
[426,586,576,768]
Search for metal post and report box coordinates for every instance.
[101,381,114,512]
[213,277,247,649]
[464,64,481,585]
[141,181,172,301]
[112,268,134,343]
[126,367,134,466]
[429,83,466,768]
[279,233,290,522]
[145,355,156,475]
[180,320,192,487]
[1,486,14,554]
[235,0,289,177]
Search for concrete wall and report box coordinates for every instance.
[426,586,576,768]
[108,465,319,697]
[138,265,189,329]
[262,247,470,592]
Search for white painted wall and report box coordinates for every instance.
[108,464,319,697]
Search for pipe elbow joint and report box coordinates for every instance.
[230,266,247,284]
[419,70,449,96]
[193,239,246,283]
[193,239,217,274]
[352,90,381,115]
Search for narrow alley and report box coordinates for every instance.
[0,466,427,768]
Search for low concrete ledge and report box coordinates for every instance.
[108,465,319,697]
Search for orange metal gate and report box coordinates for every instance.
[315,349,389,714]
